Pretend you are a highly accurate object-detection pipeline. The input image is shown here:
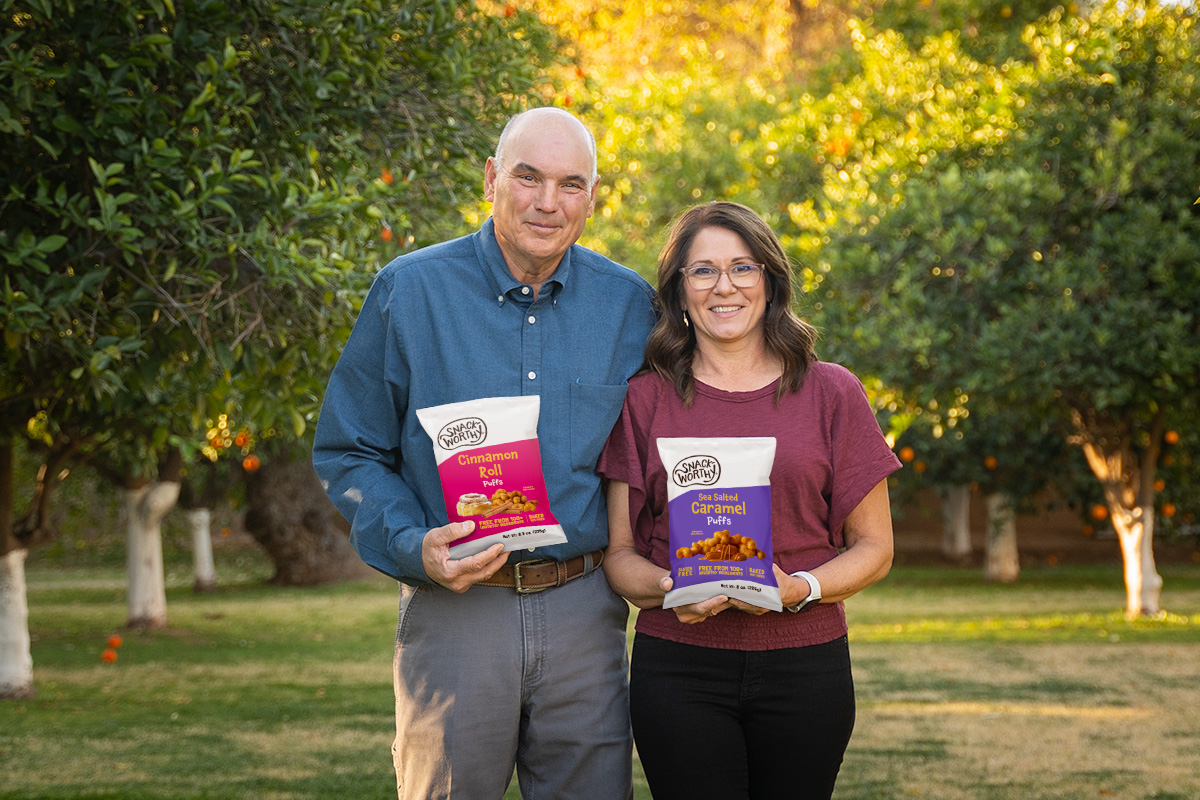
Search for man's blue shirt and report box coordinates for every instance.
[312,218,656,584]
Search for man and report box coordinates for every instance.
[312,107,655,799]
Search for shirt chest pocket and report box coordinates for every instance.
[569,381,629,471]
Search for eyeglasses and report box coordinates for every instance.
[680,263,765,291]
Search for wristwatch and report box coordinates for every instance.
[786,570,822,613]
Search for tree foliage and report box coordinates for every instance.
[811,0,1200,612]
[0,0,559,549]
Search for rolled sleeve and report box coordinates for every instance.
[312,272,430,583]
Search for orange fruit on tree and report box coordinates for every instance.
[243,454,261,472]
[1091,504,1108,521]
[1162,503,1177,518]
[1155,479,1166,492]
[984,456,998,470]
[914,460,927,474]
[898,446,915,462]
[381,226,394,243]
[1164,430,1179,445]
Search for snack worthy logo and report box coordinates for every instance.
[672,455,721,487]
[437,417,487,450]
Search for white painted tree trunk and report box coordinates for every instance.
[985,492,1020,583]
[939,484,972,560]
[1112,504,1163,618]
[124,481,181,629]
[187,508,217,592]
[0,548,34,698]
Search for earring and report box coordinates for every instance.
[683,312,690,328]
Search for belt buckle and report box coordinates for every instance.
[513,559,553,594]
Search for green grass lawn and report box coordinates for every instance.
[3,558,1199,800]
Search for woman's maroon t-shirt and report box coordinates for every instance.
[597,362,901,651]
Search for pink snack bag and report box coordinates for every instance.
[416,395,567,559]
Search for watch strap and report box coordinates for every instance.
[786,570,822,613]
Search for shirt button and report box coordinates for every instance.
[528,316,536,325]
[497,295,504,303]
[527,371,536,380]
[521,287,531,295]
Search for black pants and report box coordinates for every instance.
[629,633,856,800]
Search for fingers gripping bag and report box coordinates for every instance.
[416,396,567,560]
[657,437,782,612]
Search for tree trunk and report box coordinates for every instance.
[939,484,972,561]
[985,492,1020,583]
[1071,407,1165,618]
[178,458,230,593]
[0,548,34,699]
[187,508,217,593]
[1112,504,1163,618]
[124,480,180,629]
[243,452,372,585]
[0,440,34,699]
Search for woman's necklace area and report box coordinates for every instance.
[692,351,783,393]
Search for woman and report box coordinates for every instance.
[598,202,900,800]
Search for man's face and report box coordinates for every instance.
[484,117,597,277]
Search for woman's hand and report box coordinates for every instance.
[660,575,733,624]
[727,565,798,614]
[603,481,672,609]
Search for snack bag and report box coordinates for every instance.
[416,396,567,559]
[657,437,781,612]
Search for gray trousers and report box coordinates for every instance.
[392,563,634,800]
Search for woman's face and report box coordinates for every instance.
[681,226,770,352]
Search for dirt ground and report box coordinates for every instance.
[891,490,1200,568]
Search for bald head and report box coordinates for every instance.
[494,107,598,185]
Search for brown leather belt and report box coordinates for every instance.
[477,550,604,594]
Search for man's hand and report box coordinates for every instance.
[421,522,507,592]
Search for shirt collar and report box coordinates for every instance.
[478,218,570,305]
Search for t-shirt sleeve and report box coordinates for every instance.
[597,377,656,554]
[827,369,903,542]
[597,397,634,485]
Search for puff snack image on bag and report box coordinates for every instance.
[658,437,782,612]
[416,396,567,559]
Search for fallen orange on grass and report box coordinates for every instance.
[107,634,123,649]
[101,649,118,663]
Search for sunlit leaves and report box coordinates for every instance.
[0,0,558,483]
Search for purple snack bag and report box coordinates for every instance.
[657,437,782,612]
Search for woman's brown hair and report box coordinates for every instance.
[644,201,819,405]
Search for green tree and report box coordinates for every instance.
[1,0,558,697]
[813,1,1200,615]
[992,0,1200,615]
